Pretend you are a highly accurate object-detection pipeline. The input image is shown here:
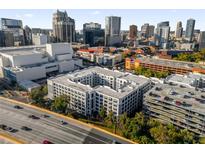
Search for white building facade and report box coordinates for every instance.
[47,67,151,116]
[0,43,82,82]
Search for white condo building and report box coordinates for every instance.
[0,43,82,82]
[48,67,151,116]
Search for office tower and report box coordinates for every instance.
[83,22,104,46]
[0,30,14,47]
[105,16,121,46]
[52,10,75,43]
[0,18,25,46]
[24,25,32,45]
[148,25,155,37]
[155,21,170,48]
[199,31,205,50]
[185,18,195,42]
[141,23,149,39]
[175,21,183,38]
[129,25,137,40]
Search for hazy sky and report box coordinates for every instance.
[0,9,205,31]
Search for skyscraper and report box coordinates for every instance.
[185,18,195,42]
[155,21,170,48]
[24,25,32,45]
[141,23,149,39]
[83,22,104,46]
[148,25,155,37]
[175,21,183,38]
[0,18,25,46]
[129,25,137,40]
[105,16,121,46]
[199,31,205,50]
[52,10,75,43]
[0,30,14,47]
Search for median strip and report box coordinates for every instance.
[0,96,136,144]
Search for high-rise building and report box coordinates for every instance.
[175,21,183,38]
[155,21,170,48]
[0,18,25,46]
[52,10,75,43]
[32,33,47,45]
[24,25,32,45]
[129,25,137,40]
[83,22,104,46]
[0,30,14,47]
[141,23,149,39]
[105,16,121,46]
[199,31,205,50]
[185,18,195,42]
[148,25,155,37]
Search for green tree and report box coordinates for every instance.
[150,124,170,144]
[51,95,70,113]
[99,107,106,122]
[105,111,115,128]
[119,113,130,137]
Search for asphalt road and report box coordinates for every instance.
[0,98,131,144]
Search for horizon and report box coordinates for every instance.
[0,9,205,31]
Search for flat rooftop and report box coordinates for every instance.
[137,57,205,69]
[49,67,150,99]
[1,50,42,56]
[145,83,205,115]
[165,73,205,87]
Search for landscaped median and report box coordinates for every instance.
[0,96,136,144]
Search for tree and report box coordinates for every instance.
[51,95,70,113]
[150,124,170,144]
[105,111,115,128]
[119,113,130,137]
[29,88,45,104]
[99,107,106,122]
[178,129,195,144]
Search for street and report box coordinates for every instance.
[0,98,132,144]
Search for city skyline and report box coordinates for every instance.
[1,9,205,31]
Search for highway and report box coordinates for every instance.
[0,98,133,144]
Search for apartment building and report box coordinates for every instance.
[48,67,151,116]
[143,83,205,136]
[125,57,205,75]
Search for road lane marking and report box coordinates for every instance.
[0,96,136,144]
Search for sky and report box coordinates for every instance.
[0,9,205,31]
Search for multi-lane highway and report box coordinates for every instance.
[0,97,133,144]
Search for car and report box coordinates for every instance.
[5,127,18,133]
[21,126,32,131]
[14,105,23,109]
[112,140,121,144]
[0,124,7,130]
[42,140,53,144]
[28,115,40,120]
[61,120,68,125]
[43,114,50,118]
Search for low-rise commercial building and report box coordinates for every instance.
[48,67,151,116]
[143,83,205,136]
[125,57,205,75]
[0,43,82,82]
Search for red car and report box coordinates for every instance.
[43,140,53,144]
